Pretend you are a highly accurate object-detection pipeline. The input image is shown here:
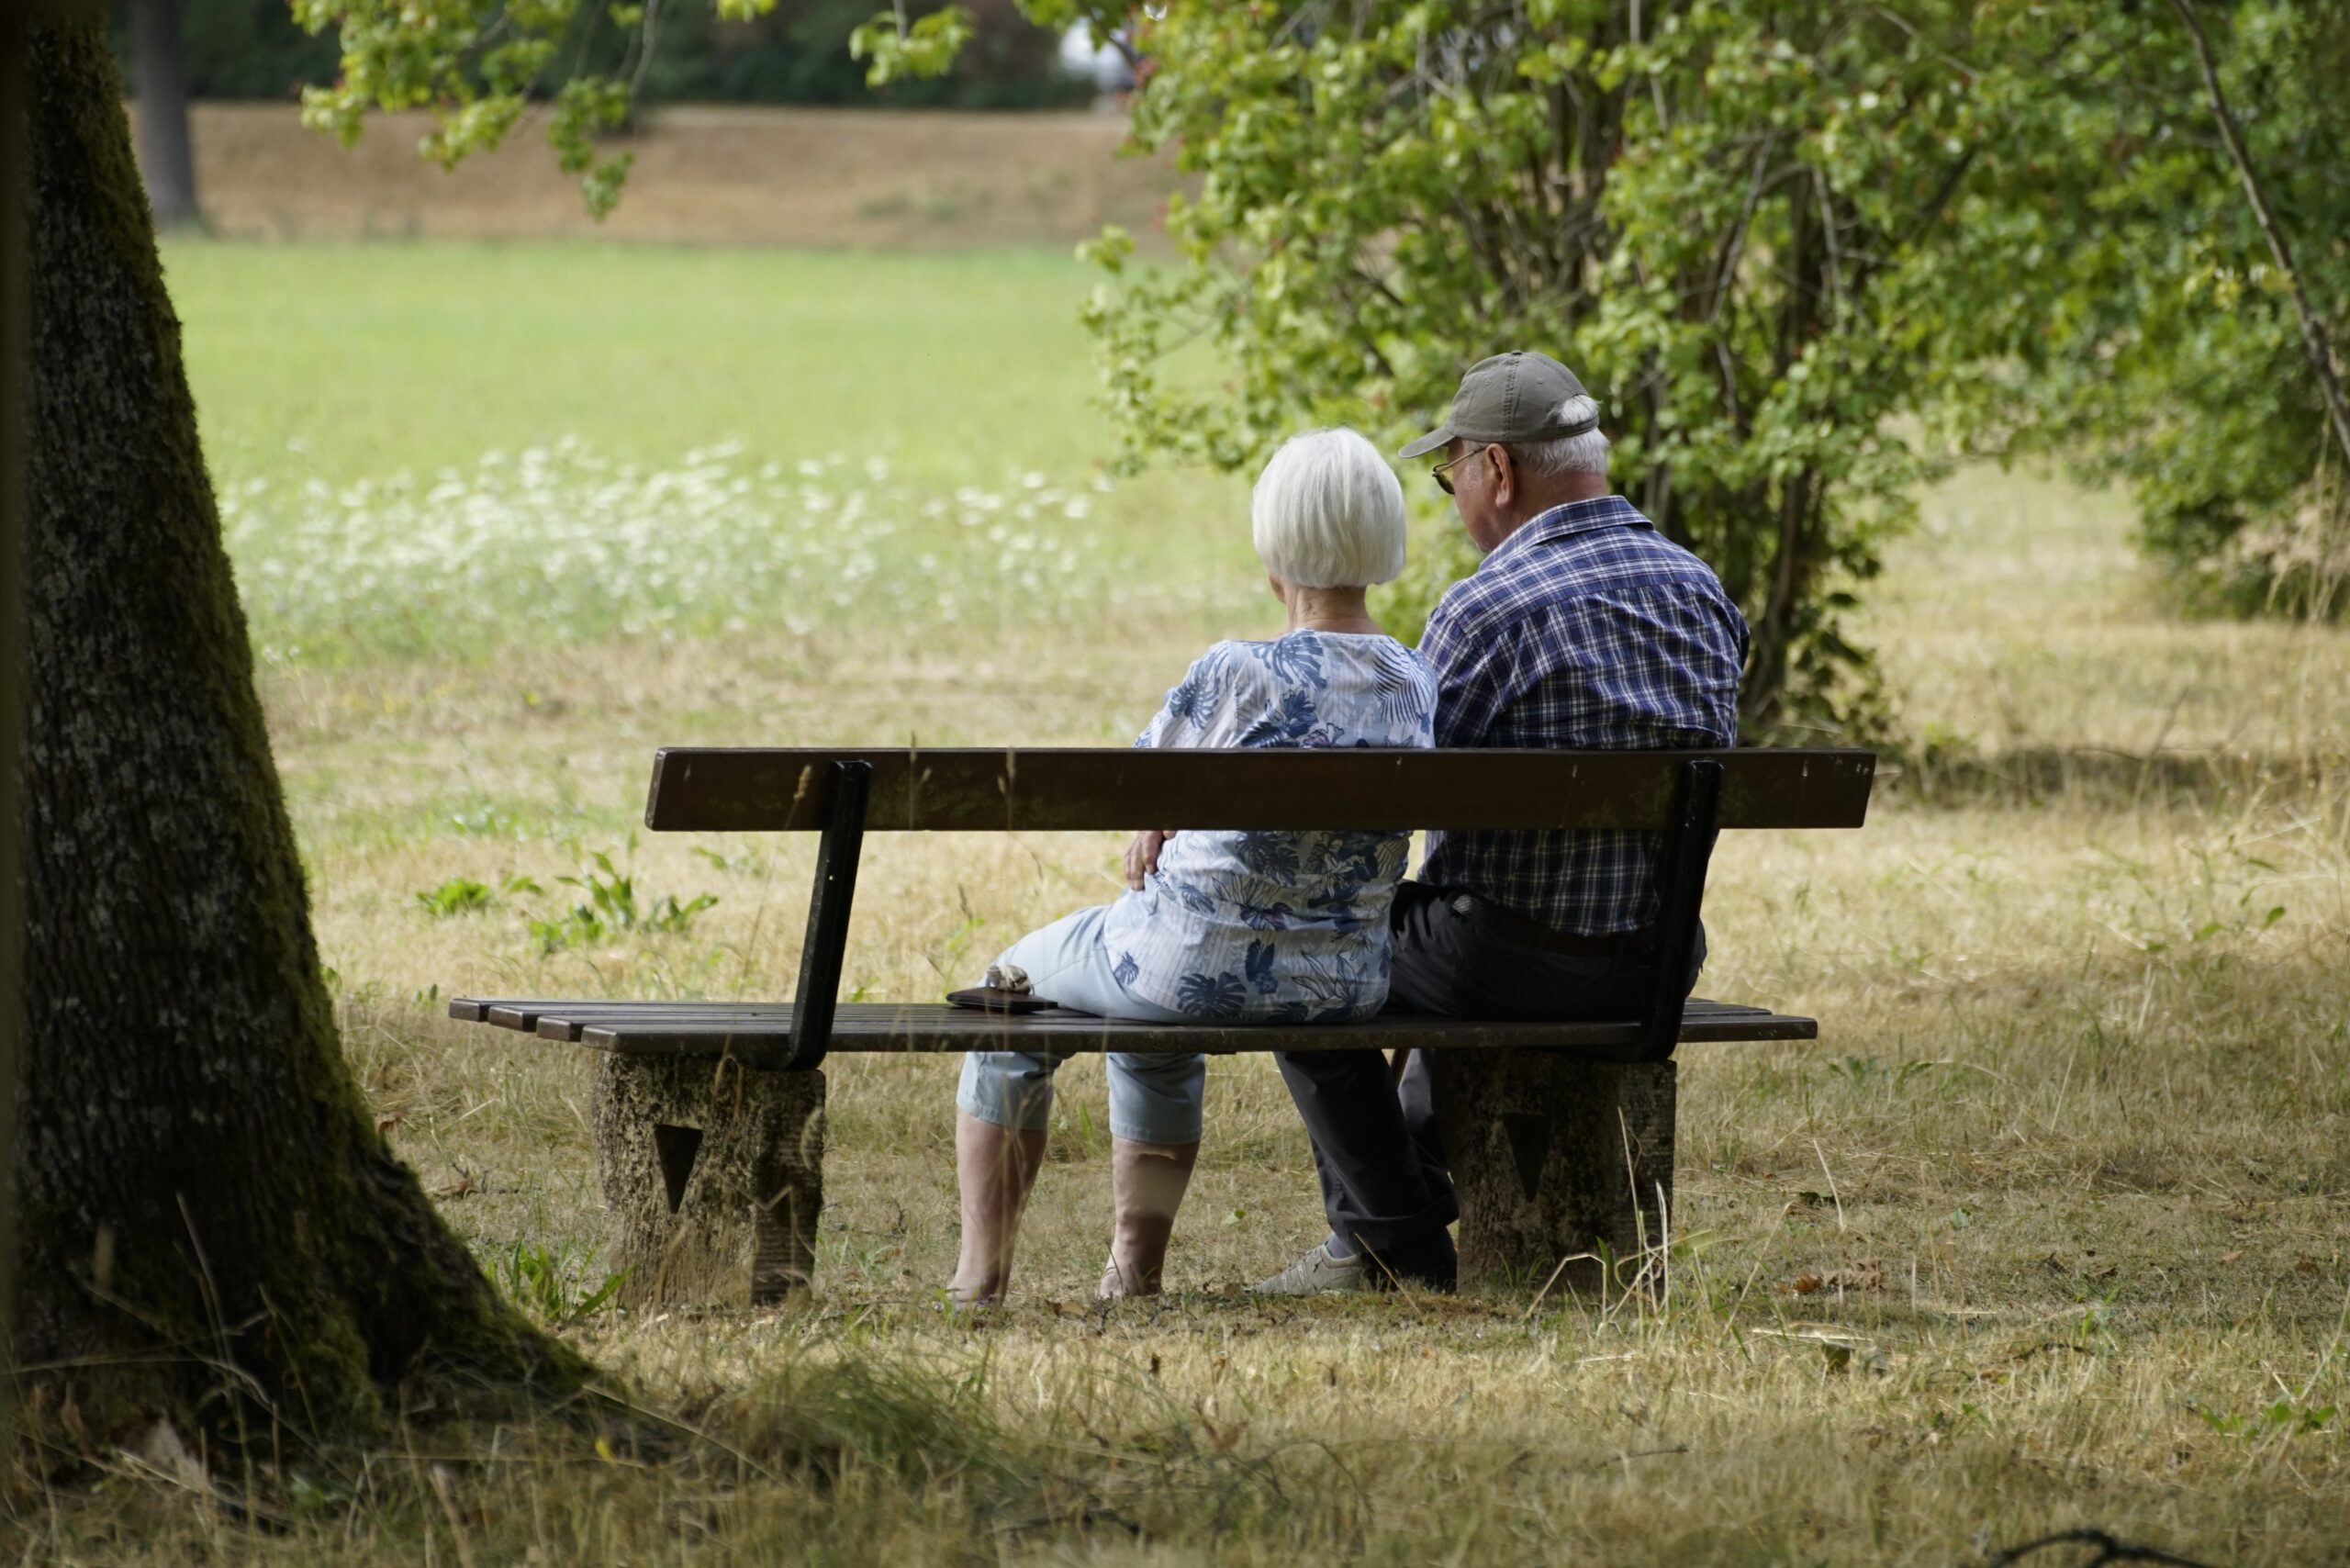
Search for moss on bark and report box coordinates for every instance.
[15,16,590,1444]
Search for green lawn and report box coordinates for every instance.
[166,239,1256,661]
[170,241,1138,482]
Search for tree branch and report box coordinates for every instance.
[2166,0,2350,474]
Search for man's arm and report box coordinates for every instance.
[1419,599,1526,749]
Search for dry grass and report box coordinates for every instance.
[24,465,2342,1563]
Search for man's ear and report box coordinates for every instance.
[1487,444,1514,510]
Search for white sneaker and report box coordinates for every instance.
[1248,1240,1371,1295]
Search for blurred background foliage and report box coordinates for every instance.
[1961,2,2350,620]
[117,0,1089,109]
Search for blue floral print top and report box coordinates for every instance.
[1097,630,1438,1022]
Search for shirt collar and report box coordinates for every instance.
[1479,494,1652,570]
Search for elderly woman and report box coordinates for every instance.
[950,429,1438,1304]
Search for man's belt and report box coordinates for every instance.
[1441,890,1656,960]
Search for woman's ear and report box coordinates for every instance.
[1267,572,1289,606]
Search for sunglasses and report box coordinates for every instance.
[1429,446,1485,496]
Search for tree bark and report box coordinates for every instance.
[1,14,39,1430]
[17,16,584,1441]
[127,0,199,230]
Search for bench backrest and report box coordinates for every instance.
[638,745,1876,1073]
[643,747,1877,834]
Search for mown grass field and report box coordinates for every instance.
[34,236,2349,1563]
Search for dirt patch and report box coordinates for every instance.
[181,102,1181,250]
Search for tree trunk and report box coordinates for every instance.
[127,0,199,230]
[591,1055,825,1306]
[16,16,584,1441]
[1429,1052,1674,1296]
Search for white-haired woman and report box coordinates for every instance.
[950,429,1438,1305]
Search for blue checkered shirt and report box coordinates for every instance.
[1416,495,1750,935]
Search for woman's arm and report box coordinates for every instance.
[1124,644,1247,887]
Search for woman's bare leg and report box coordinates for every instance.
[948,1110,1048,1305]
[1100,1137,1200,1297]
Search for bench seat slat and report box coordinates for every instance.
[485,1002,798,1035]
[450,997,1816,1065]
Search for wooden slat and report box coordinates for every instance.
[451,998,662,1027]
[447,999,1818,1067]
[642,747,1876,834]
[513,1004,796,1038]
[453,997,1790,1035]
[452,997,1818,1061]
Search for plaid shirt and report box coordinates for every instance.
[1416,495,1749,935]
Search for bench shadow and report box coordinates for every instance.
[1885,744,2344,812]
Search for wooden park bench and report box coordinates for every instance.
[451,745,1875,1303]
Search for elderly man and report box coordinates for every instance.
[1253,351,1751,1294]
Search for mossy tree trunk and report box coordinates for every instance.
[14,16,586,1441]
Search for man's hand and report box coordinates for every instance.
[1124,829,1177,890]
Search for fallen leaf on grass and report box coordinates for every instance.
[375,1113,403,1137]
[1792,1260,1885,1294]
[431,1174,477,1200]
[2217,1249,2245,1265]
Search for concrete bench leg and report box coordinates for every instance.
[1429,1052,1675,1295]
[589,1054,826,1306]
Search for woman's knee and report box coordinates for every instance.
[1105,1052,1206,1144]
[957,1049,1064,1132]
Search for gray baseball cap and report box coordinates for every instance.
[1398,351,1599,459]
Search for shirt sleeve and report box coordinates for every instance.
[1136,644,1237,749]
[1420,598,1525,749]
[1407,652,1440,747]
[1177,647,1271,748]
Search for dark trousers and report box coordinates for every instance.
[1274,882,1706,1278]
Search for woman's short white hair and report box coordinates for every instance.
[1250,428,1407,588]
[1507,395,1611,477]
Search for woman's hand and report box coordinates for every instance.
[1124,829,1177,890]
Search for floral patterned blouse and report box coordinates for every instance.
[1097,630,1438,1022]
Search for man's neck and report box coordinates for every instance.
[1489,475,1611,549]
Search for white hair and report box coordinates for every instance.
[1506,395,1610,477]
[1250,428,1407,588]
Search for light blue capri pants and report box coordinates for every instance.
[957,905,1207,1147]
